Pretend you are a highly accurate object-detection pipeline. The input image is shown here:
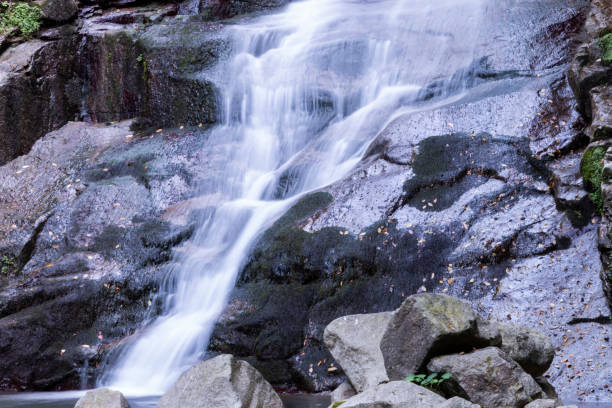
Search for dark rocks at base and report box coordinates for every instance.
[338,381,446,408]
[157,354,284,408]
[428,347,543,408]
[496,322,555,378]
[380,293,487,381]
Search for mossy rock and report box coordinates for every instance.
[580,145,606,214]
[329,401,346,408]
[599,33,612,66]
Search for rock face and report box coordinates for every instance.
[338,381,446,408]
[0,121,204,390]
[74,388,130,408]
[524,400,557,408]
[331,381,356,402]
[440,397,481,408]
[37,0,79,22]
[496,322,555,377]
[380,294,485,380]
[428,347,543,408]
[157,354,283,408]
[323,312,393,391]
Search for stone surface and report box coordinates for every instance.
[496,322,555,377]
[438,397,481,408]
[339,381,446,408]
[37,0,78,22]
[323,312,393,392]
[588,86,612,140]
[523,400,556,408]
[331,381,356,402]
[74,388,129,408]
[427,347,542,408]
[157,354,283,408]
[0,121,205,390]
[380,293,483,380]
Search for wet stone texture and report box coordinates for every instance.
[0,121,211,390]
[0,0,610,403]
[210,0,612,402]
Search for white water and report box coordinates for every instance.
[104,0,486,394]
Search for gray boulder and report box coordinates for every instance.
[331,381,356,402]
[339,381,446,408]
[438,397,481,408]
[74,388,130,408]
[157,354,283,408]
[524,400,556,408]
[427,347,542,408]
[36,0,78,22]
[495,322,554,377]
[324,312,393,391]
[380,293,485,380]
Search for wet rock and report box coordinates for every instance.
[439,397,480,408]
[567,1,612,120]
[339,381,446,408]
[380,293,486,380]
[74,388,130,408]
[36,0,78,22]
[0,35,80,165]
[427,347,542,408]
[523,400,556,408]
[331,381,356,402]
[495,322,555,377]
[157,354,284,408]
[0,121,204,391]
[323,312,393,392]
[588,86,612,140]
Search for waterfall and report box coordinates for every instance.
[103,0,485,394]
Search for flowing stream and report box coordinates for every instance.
[103,0,487,394]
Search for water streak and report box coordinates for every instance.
[105,0,486,394]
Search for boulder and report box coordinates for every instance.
[427,347,542,408]
[157,354,284,408]
[380,293,486,380]
[438,397,481,408]
[495,322,554,377]
[36,0,78,22]
[339,381,446,408]
[323,312,393,391]
[524,400,556,408]
[74,388,130,408]
[331,381,356,402]
[588,86,612,140]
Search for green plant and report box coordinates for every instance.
[0,2,41,38]
[329,402,345,408]
[405,372,452,389]
[599,33,612,66]
[581,145,606,215]
[1,256,14,275]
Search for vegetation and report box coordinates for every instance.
[600,33,612,66]
[581,145,607,215]
[329,402,345,408]
[1,256,14,275]
[0,2,41,39]
[405,372,452,390]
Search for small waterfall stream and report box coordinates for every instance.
[104,0,486,394]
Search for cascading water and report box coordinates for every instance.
[104,0,486,394]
